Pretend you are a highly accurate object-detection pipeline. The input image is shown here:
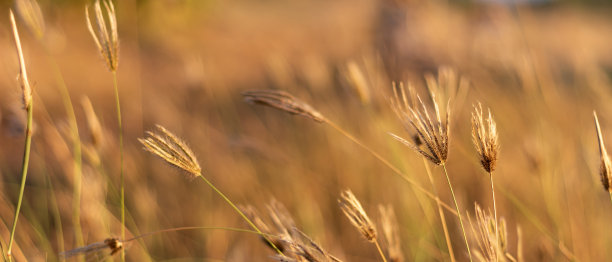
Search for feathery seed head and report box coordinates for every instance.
[390,82,450,165]
[338,190,376,242]
[86,0,119,72]
[594,111,612,192]
[471,103,499,173]
[138,125,202,178]
[14,0,45,40]
[10,10,33,110]
[242,90,325,123]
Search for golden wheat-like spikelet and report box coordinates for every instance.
[338,190,377,242]
[471,103,499,173]
[138,125,201,178]
[594,111,612,192]
[14,0,45,40]
[86,0,118,72]
[9,10,33,111]
[389,82,450,165]
[242,90,325,123]
[378,204,403,262]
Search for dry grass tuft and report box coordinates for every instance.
[389,82,450,165]
[469,203,514,262]
[338,190,377,242]
[242,90,325,123]
[85,0,118,72]
[273,228,342,262]
[594,111,612,193]
[138,125,202,178]
[471,103,499,173]
[378,204,403,262]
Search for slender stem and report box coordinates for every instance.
[197,175,284,255]
[6,103,33,260]
[124,226,271,242]
[490,171,499,262]
[609,192,612,205]
[373,238,388,262]
[323,119,457,216]
[423,159,456,262]
[442,164,473,262]
[111,71,125,262]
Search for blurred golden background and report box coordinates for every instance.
[0,0,612,261]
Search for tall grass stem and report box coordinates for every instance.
[111,71,125,262]
[423,159,455,262]
[442,164,473,262]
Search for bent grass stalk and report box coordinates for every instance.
[322,118,457,216]
[241,90,457,215]
[61,226,273,259]
[6,10,34,260]
[139,126,283,255]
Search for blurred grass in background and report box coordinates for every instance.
[0,0,611,261]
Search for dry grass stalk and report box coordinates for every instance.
[472,103,499,173]
[338,190,377,242]
[242,90,325,123]
[594,111,612,193]
[469,203,510,262]
[378,204,404,262]
[389,82,450,165]
[10,11,33,111]
[138,125,202,178]
[86,0,118,72]
[14,0,45,40]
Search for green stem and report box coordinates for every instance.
[197,175,283,255]
[112,71,125,262]
[442,164,473,262]
[6,103,34,260]
[424,159,456,262]
[490,172,499,262]
[373,238,388,262]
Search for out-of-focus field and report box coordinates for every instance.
[1,0,612,261]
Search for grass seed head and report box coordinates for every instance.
[472,103,499,173]
[338,190,377,242]
[594,111,612,192]
[10,10,33,111]
[389,81,450,165]
[86,0,119,72]
[242,90,325,123]
[138,125,202,179]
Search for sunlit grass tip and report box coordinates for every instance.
[85,0,118,72]
[471,102,499,173]
[138,125,202,178]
